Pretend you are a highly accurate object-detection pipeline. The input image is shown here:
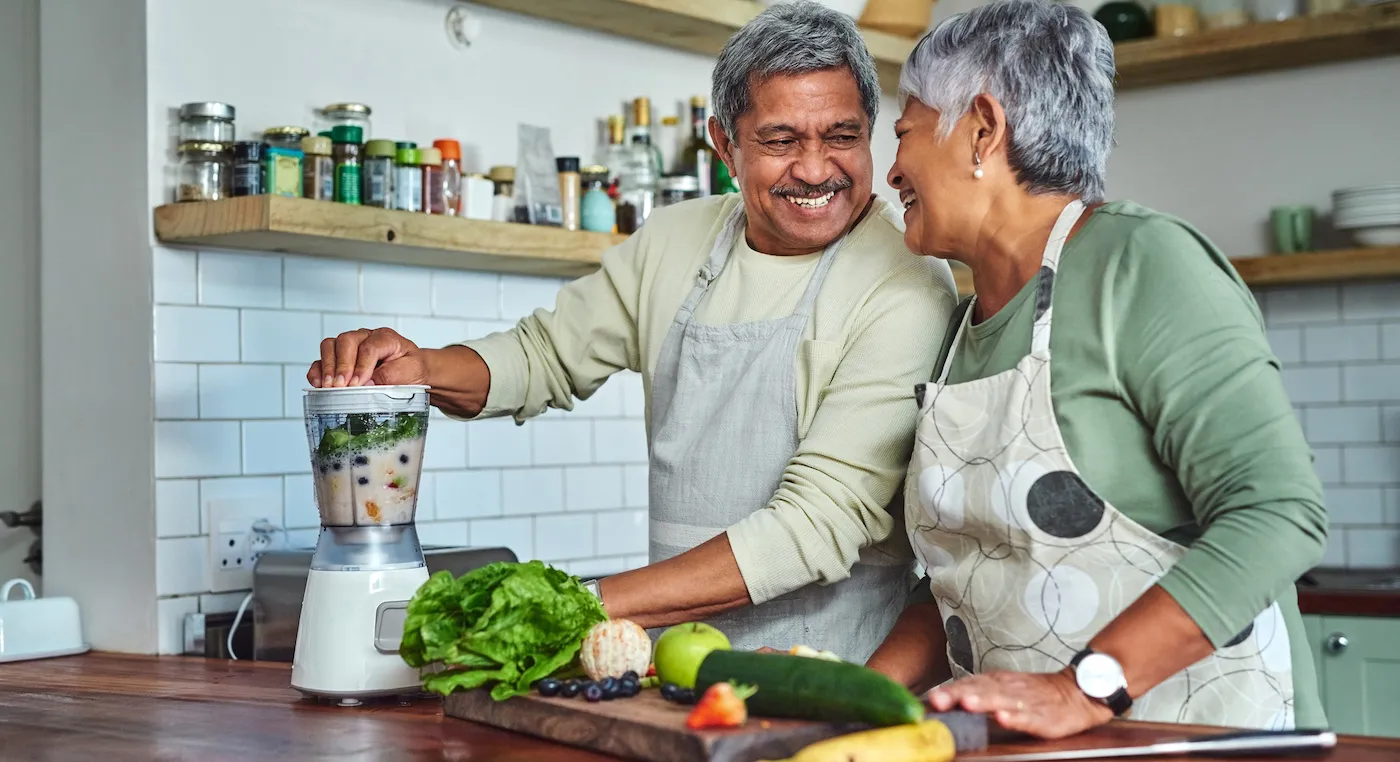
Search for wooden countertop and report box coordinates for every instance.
[2,654,1397,761]
[1297,567,1400,618]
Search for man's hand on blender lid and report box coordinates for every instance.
[308,327,422,388]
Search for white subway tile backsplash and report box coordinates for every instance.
[576,376,625,418]
[596,510,648,556]
[156,421,241,478]
[155,306,240,362]
[1382,323,1400,361]
[284,257,360,311]
[594,419,649,464]
[467,320,518,339]
[284,365,310,417]
[1343,445,1400,485]
[198,252,282,308]
[619,372,646,418]
[1321,532,1347,568]
[1305,405,1381,444]
[470,517,533,559]
[1342,283,1400,321]
[154,247,197,305]
[624,465,648,509]
[200,476,284,530]
[323,312,396,338]
[532,419,594,466]
[1345,528,1400,568]
[199,364,283,419]
[156,596,200,655]
[397,316,470,351]
[1389,487,1400,524]
[1322,486,1385,525]
[418,520,470,548]
[1303,324,1380,364]
[565,466,624,513]
[535,514,595,561]
[156,479,200,538]
[500,275,563,321]
[1280,366,1341,404]
[568,557,629,578]
[436,470,503,519]
[241,310,322,364]
[155,363,199,419]
[1265,328,1302,365]
[157,537,208,596]
[1265,286,1339,326]
[1343,364,1400,403]
[468,418,532,468]
[283,474,319,529]
[200,592,251,614]
[1312,446,1342,484]
[431,271,500,319]
[361,264,432,315]
[423,419,468,470]
[503,468,565,515]
[242,420,311,474]
[625,554,650,570]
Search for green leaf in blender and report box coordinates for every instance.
[400,561,607,700]
[316,412,426,458]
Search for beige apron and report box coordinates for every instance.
[905,200,1295,729]
[649,202,914,663]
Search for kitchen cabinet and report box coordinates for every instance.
[1305,614,1400,738]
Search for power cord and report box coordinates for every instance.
[228,591,254,661]
[227,520,286,661]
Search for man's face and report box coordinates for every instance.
[711,69,874,256]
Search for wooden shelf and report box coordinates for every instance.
[950,246,1400,296]
[468,0,916,93]
[153,196,627,278]
[1114,3,1400,90]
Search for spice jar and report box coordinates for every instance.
[178,102,235,144]
[1200,0,1251,27]
[263,126,309,150]
[658,174,701,207]
[581,165,616,234]
[176,141,229,202]
[394,143,422,212]
[1154,2,1201,36]
[362,139,396,209]
[489,166,515,223]
[433,139,463,216]
[231,141,265,197]
[557,157,582,232]
[319,103,372,136]
[419,147,445,214]
[331,125,363,205]
[461,173,495,221]
[265,145,303,198]
[301,135,334,202]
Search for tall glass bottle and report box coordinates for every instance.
[678,96,716,197]
[596,115,629,201]
[617,98,659,234]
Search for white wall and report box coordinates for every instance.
[0,0,41,589]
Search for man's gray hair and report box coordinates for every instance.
[711,1,880,140]
[899,0,1116,201]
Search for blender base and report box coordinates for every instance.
[290,566,429,699]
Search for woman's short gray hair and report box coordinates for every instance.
[899,0,1116,201]
[712,1,880,140]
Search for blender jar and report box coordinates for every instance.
[304,386,428,528]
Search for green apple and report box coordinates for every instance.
[653,622,731,689]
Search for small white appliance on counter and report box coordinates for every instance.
[0,578,89,663]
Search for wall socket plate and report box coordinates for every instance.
[207,499,281,593]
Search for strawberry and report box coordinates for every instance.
[645,663,657,678]
[685,682,758,730]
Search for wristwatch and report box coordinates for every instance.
[580,578,602,600]
[1070,648,1133,716]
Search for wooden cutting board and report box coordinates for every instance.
[443,688,990,762]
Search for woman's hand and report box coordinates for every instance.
[926,670,1112,740]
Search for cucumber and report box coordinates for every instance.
[693,650,924,727]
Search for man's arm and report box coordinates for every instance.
[599,534,750,629]
[865,598,951,693]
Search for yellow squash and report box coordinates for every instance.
[771,719,956,762]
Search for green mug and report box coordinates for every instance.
[1271,205,1314,253]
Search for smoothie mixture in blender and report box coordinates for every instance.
[310,409,426,527]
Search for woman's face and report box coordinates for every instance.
[888,98,982,259]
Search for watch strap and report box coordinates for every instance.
[1071,648,1133,716]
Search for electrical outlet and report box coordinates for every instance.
[207,500,282,593]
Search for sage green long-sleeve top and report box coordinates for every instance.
[933,201,1328,727]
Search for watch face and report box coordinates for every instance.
[1075,652,1125,699]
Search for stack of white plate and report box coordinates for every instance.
[1334,183,1400,247]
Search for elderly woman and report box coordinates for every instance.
[864,0,1328,740]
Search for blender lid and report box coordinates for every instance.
[304,384,429,394]
[303,385,430,415]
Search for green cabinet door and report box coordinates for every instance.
[1318,615,1400,738]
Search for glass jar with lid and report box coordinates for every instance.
[263,125,310,150]
[178,102,236,144]
[318,103,372,137]
[658,174,701,207]
[177,141,229,202]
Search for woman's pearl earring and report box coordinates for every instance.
[973,151,984,180]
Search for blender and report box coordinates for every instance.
[291,385,431,705]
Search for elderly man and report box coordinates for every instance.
[309,2,958,662]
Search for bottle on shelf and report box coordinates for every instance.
[658,114,681,177]
[677,96,716,197]
[596,114,629,201]
[433,139,463,216]
[617,97,660,233]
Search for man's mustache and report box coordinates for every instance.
[769,176,853,197]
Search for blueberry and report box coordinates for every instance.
[319,464,328,474]
[399,453,410,464]
[676,688,695,705]
[584,684,604,702]
[536,678,562,697]
[357,476,369,485]
[560,680,581,698]
[620,679,640,698]
[599,677,618,693]
[332,462,342,471]
[660,683,678,702]
[621,670,640,683]
[354,455,368,466]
